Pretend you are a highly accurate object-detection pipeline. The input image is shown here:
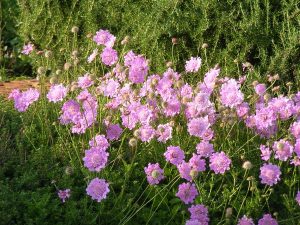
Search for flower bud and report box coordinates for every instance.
[202,43,208,49]
[121,36,130,45]
[44,50,52,58]
[242,161,253,170]
[64,62,72,71]
[129,138,137,148]
[171,37,178,45]
[37,67,46,75]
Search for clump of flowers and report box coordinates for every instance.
[86,178,110,202]
[8,88,40,112]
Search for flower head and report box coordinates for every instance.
[83,146,109,172]
[86,178,110,202]
[258,214,278,225]
[47,84,68,103]
[237,215,254,225]
[93,29,116,47]
[259,163,281,186]
[22,43,34,55]
[101,47,118,66]
[188,204,209,224]
[209,151,231,174]
[185,57,202,73]
[58,189,71,203]
[164,146,185,165]
[176,182,198,204]
[144,163,164,185]
[106,124,122,141]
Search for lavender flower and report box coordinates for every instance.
[187,117,210,138]
[220,79,244,108]
[47,84,68,103]
[106,124,122,141]
[144,163,164,185]
[259,163,281,186]
[164,146,185,165]
[272,140,293,161]
[77,74,94,89]
[296,191,300,206]
[101,47,118,66]
[196,141,214,158]
[83,146,109,172]
[258,214,278,225]
[21,43,34,55]
[176,182,198,204]
[237,215,254,225]
[209,152,231,174]
[93,29,116,47]
[58,189,71,203]
[185,57,202,73]
[86,178,110,202]
[188,204,209,224]
[89,135,109,150]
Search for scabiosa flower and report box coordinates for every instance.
[87,49,98,63]
[77,73,94,89]
[187,117,210,138]
[176,182,198,204]
[83,146,109,172]
[209,151,231,174]
[237,215,254,225]
[189,154,206,172]
[188,204,209,224]
[272,140,293,161]
[93,29,116,47]
[178,162,193,181]
[144,163,164,185]
[295,139,300,157]
[21,43,34,55]
[254,83,266,96]
[220,78,244,108]
[164,146,185,165]
[290,121,300,139]
[185,57,202,73]
[128,55,149,84]
[296,191,300,206]
[47,84,68,103]
[106,124,122,141]
[98,78,120,98]
[89,135,109,150]
[9,88,40,112]
[236,102,250,118]
[259,163,281,186]
[185,219,203,225]
[258,214,278,225]
[156,123,173,143]
[101,47,118,66]
[86,178,110,202]
[58,189,71,203]
[196,141,214,158]
[138,125,156,142]
[260,144,271,161]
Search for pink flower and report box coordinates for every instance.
[260,145,271,161]
[144,163,164,185]
[87,49,98,63]
[237,215,254,225]
[189,154,206,172]
[185,57,202,73]
[220,79,244,108]
[188,204,209,224]
[9,88,40,112]
[86,178,110,202]
[187,117,210,138]
[83,146,109,172]
[106,124,122,141]
[156,123,173,143]
[101,47,118,66]
[177,162,193,181]
[296,191,300,206]
[176,182,198,204]
[21,43,34,55]
[290,121,300,139]
[272,140,293,161]
[259,163,281,186]
[196,141,214,158]
[138,125,156,142]
[258,214,278,225]
[47,84,68,103]
[254,83,266,96]
[58,189,71,203]
[77,74,94,89]
[93,29,116,47]
[209,152,231,174]
[89,135,109,150]
[164,146,185,165]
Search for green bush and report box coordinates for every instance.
[17,0,300,83]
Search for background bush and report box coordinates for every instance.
[17,0,300,84]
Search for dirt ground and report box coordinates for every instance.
[0,79,42,97]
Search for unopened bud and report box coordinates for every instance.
[64,62,72,71]
[44,50,52,58]
[166,61,173,67]
[121,36,130,45]
[242,161,253,170]
[56,69,62,75]
[171,37,178,45]
[37,67,45,75]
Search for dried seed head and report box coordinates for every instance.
[171,37,178,45]
[242,161,253,170]
[121,36,130,45]
[166,61,173,67]
[202,43,208,49]
[65,166,73,175]
[55,69,62,75]
[37,67,46,75]
[71,26,79,33]
[64,62,72,71]
[225,208,233,218]
[44,50,52,58]
[129,138,137,148]
[49,76,58,84]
